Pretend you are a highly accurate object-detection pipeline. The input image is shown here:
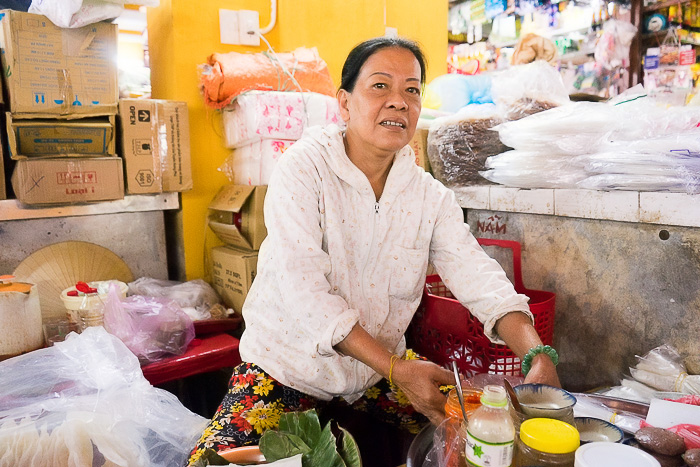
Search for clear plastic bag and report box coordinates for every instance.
[490,60,570,120]
[29,0,158,28]
[0,326,208,466]
[128,277,222,321]
[426,104,508,188]
[103,284,195,364]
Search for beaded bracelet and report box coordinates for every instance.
[521,345,559,376]
[388,354,400,385]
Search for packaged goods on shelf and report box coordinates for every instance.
[0,10,118,118]
[222,91,342,148]
[11,157,124,205]
[200,47,336,109]
[210,246,258,314]
[219,139,295,186]
[118,99,192,195]
[481,94,700,192]
[7,114,115,159]
[427,105,507,188]
[208,185,267,251]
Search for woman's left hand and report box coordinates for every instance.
[523,353,561,387]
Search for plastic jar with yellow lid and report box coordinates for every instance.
[514,418,580,467]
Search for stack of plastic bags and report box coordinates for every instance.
[0,327,208,466]
[480,88,700,193]
[600,344,700,403]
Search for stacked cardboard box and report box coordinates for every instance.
[0,9,123,205]
[117,99,192,195]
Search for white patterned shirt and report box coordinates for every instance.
[239,124,531,402]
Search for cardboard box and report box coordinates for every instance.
[7,113,115,159]
[410,128,431,172]
[118,99,192,194]
[11,157,124,205]
[210,245,258,314]
[0,10,118,117]
[0,135,6,200]
[208,185,267,251]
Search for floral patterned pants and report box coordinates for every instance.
[186,349,434,466]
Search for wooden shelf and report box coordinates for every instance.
[644,0,692,13]
[0,193,180,221]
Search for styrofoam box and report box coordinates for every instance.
[222,91,342,148]
[220,139,296,186]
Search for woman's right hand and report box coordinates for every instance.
[391,359,455,426]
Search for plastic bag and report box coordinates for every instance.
[0,327,208,466]
[572,393,645,434]
[424,73,494,113]
[490,60,570,120]
[423,418,464,467]
[103,284,195,364]
[128,277,222,321]
[594,20,638,69]
[199,47,335,109]
[427,104,508,188]
[29,0,158,29]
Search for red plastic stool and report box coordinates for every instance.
[141,333,241,386]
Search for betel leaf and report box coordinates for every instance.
[259,409,362,467]
[259,430,312,462]
[278,409,323,447]
[191,448,233,466]
[338,426,362,467]
[304,422,346,467]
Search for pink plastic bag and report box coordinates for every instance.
[103,283,195,365]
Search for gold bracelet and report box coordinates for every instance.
[388,354,400,385]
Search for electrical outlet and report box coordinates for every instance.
[238,10,260,46]
[219,9,240,45]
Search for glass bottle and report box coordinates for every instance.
[464,385,515,467]
[515,418,580,467]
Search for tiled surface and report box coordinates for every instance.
[457,186,700,227]
[554,189,639,223]
[490,187,554,215]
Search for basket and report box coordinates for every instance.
[407,238,555,377]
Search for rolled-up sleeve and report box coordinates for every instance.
[264,149,359,358]
[428,187,532,344]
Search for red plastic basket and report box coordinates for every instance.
[407,238,555,377]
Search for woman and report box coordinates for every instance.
[187,37,559,464]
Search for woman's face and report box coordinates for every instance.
[339,47,422,158]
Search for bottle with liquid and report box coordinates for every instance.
[464,385,515,467]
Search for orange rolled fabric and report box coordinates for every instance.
[200,47,336,109]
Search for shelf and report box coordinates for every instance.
[453,185,700,228]
[644,0,692,13]
[0,192,180,221]
[642,29,700,45]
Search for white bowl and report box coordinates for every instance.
[575,417,624,443]
[514,384,577,423]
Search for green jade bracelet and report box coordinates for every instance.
[521,345,559,376]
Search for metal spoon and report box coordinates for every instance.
[503,378,524,414]
[451,361,469,421]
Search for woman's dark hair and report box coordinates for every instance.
[339,37,427,92]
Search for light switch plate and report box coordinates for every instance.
[238,9,260,46]
[219,9,240,45]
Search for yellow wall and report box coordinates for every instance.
[147,0,447,280]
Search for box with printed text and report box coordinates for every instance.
[11,157,123,205]
[7,113,115,159]
[118,99,192,194]
[210,245,258,314]
[0,10,118,117]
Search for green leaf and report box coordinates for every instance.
[191,448,234,466]
[259,430,312,462]
[278,409,323,447]
[338,426,362,467]
[305,423,346,467]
